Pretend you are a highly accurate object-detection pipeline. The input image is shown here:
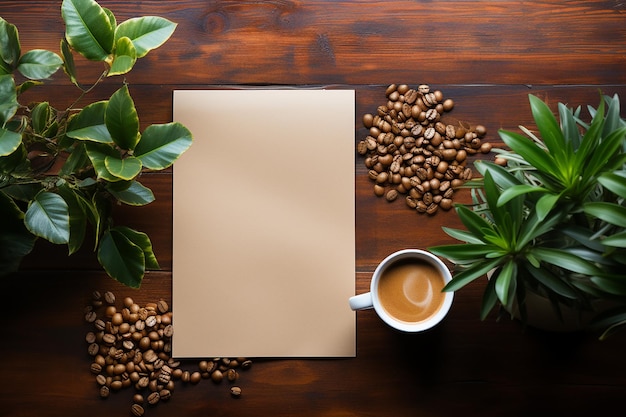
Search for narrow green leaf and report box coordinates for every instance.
[429,243,497,263]
[24,191,70,244]
[535,192,560,222]
[108,36,137,76]
[440,226,485,244]
[497,184,546,207]
[442,258,503,293]
[603,231,626,248]
[16,80,43,96]
[528,94,567,165]
[66,100,112,143]
[134,122,192,170]
[114,16,177,58]
[499,129,560,181]
[474,160,522,190]
[454,204,494,243]
[104,155,142,180]
[107,180,155,206]
[573,97,605,175]
[494,260,517,307]
[531,247,602,276]
[525,263,578,299]
[17,49,63,80]
[598,172,626,199]
[105,85,139,150]
[114,226,159,270]
[97,228,145,288]
[480,277,499,320]
[591,275,626,296]
[62,0,114,61]
[582,126,626,182]
[584,202,626,228]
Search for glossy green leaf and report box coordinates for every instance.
[0,17,20,74]
[108,36,137,76]
[440,226,485,244]
[0,74,18,124]
[603,231,626,248]
[31,102,51,135]
[480,277,499,320]
[24,191,70,244]
[442,257,503,293]
[16,80,43,96]
[573,98,605,175]
[528,94,567,166]
[62,0,114,61]
[0,143,29,175]
[583,126,626,181]
[17,49,63,80]
[591,275,626,296]
[135,122,192,170]
[66,101,112,143]
[494,260,517,307]
[114,226,159,270]
[525,263,578,299]
[59,143,90,176]
[60,38,78,87]
[107,180,155,206]
[55,185,87,254]
[475,160,521,190]
[104,155,142,180]
[429,243,497,263]
[531,247,602,276]
[499,129,559,181]
[105,85,139,150]
[535,192,560,222]
[114,16,177,58]
[0,128,22,157]
[598,172,626,199]
[584,202,626,228]
[97,228,145,288]
[455,204,494,243]
[84,142,122,182]
[0,191,36,274]
[497,184,545,207]
[559,101,580,151]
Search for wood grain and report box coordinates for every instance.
[1,1,626,416]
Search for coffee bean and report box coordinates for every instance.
[230,386,242,398]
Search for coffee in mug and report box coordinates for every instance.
[349,249,453,332]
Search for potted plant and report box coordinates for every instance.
[0,0,192,288]
[429,93,626,338]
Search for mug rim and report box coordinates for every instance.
[370,249,454,332]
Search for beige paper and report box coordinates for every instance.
[172,89,356,358]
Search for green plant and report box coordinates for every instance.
[0,0,192,288]
[430,93,626,337]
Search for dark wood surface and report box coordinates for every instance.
[2,1,626,416]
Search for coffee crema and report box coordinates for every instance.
[377,259,446,323]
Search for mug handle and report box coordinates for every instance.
[349,292,373,311]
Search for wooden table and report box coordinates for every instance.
[2,1,626,416]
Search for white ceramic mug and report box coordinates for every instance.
[349,249,454,332]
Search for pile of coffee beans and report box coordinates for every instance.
[358,84,492,214]
[84,291,250,415]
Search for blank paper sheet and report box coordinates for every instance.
[172,89,356,358]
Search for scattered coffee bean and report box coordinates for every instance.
[357,84,494,215]
[84,290,253,414]
[230,386,242,398]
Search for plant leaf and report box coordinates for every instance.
[134,122,192,170]
[0,128,22,157]
[107,180,155,206]
[528,94,567,166]
[62,0,114,61]
[114,16,177,58]
[105,84,139,150]
[480,277,499,320]
[24,191,70,244]
[499,129,560,181]
[97,228,145,288]
[454,204,494,243]
[525,263,578,299]
[584,202,626,228]
[429,243,498,263]
[494,260,517,308]
[66,100,113,143]
[60,38,79,87]
[84,142,122,182]
[114,226,159,270]
[603,231,626,248]
[598,172,626,199]
[440,226,485,244]
[55,185,87,254]
[531,247,602,276]
[0,73,18,125]
[0,17,20,73]
[442,257,503,293]
[104,155,142,180]
[108,36,137,76]
[17,49,63,80]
